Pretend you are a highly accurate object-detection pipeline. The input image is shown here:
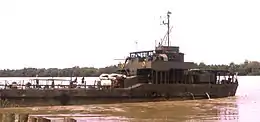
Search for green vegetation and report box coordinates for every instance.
[0,65,119,77]
[197,60,260,76]
[0,60,259,77]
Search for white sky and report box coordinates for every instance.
[0,0,259,69]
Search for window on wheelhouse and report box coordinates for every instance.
[129,51,154,61]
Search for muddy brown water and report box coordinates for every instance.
[0,76,258,121]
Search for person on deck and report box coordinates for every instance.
[97,80,101,89]
[25,82,32,89]
[81,77,85,84]
[36,79,40,88]
[74,77,77,83]
[51,79,55,88]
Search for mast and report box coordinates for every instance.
[167,11,171,47]
[163,11,172,47]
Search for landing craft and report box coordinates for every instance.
[0,11,238,106]
[108,11,238,99]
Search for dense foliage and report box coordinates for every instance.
[0,66,118,77]
[196,60,260,76]
[0,60,259,77]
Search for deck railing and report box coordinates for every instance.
[0,84,111,90]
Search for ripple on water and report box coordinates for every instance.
[27,113,131,122]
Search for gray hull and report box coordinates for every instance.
[0,83,238,106]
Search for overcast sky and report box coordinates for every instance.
[0,0,259,69]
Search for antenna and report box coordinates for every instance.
[135,40,138,51]
[162,11,172,47]
[155,40,157,49]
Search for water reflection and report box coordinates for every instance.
[118,98,239,122]
[0,97,240,122]
[0,113,130,122]
[207,98,239,121]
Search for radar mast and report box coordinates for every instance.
[162,11,172,47]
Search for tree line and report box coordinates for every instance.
[196,60,260,75]
[0,60,259,77]
[0,66,119,77]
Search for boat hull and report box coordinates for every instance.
[0,83,238,107]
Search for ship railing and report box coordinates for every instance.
[0,84,112,90]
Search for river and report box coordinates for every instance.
[0,76,258,122]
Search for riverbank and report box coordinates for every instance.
[0,60,260,77]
